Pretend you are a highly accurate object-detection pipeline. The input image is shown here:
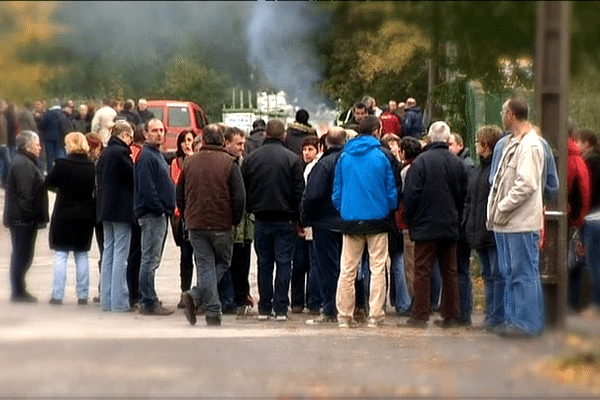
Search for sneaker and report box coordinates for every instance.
[77,299,88,305]
[338,316,358,328]
[206,315,222,326]
[258,314,271,321]
[181,291,197,326]
[140,304,174,316]
[49,298,62,305]
[306,315,337,325]
[367,316,384,328]
[275,314,288,321]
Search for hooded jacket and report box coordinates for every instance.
[285,121,318,156]
[333,135,397,234]
[402,106,423,139]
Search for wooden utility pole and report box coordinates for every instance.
[535,1,571,328]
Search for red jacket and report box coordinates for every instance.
[568,138,591,227]
[380,112,401,137]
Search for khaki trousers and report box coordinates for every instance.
[336,233,388,319]
[403,230,415,298]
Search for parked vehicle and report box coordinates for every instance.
[146,100,208,150]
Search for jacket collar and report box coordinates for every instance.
[263,137,285,146]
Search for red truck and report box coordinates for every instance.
[145,100,209,150]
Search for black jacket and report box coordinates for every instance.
[463,155,494,249]
[119,110,141,126]
[301,145,343,230]
[96,136,135,223]
[3,150,49,228]
[285,122,318,156]
[46,154,96,251]
[245,128,265,155]
[58,110,74,145]
[403,142,467,242]
[138,109,155,124]
[241,137,303,221]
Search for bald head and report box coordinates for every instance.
[325,127,346,146]
[266,119,286,139]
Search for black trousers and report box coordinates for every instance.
[10,226,38,297]
[230,241,252,307]
[127,219,141,307]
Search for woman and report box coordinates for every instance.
[576,129,600,316]
[4,130,48,302]
[46,132,96,305]
[85,132,104,303]
[170,130,197,308]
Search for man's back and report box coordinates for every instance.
[242,137,303,221]
[403,142,467,242]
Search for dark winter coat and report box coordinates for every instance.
[241,137,303,221]
[18,109,38,134]
[3,150,49,228]
[285,122,318,156]
[42,107,61,142]
[463,155,494,249]
[177,145,245,231]
[403,142,467,242]
[119,110,141,126]
[96,136,135,223]
[73,118,91,134]
[138,109,155,124]
[301,145,344,230]
[245,128,265,155]
[134,144,175,219]
[58,110,74,146]
[401,106,423,139]
[46,154,96,251]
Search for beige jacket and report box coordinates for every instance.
[487,129,544,233]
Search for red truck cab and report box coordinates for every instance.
[145,100,208,151]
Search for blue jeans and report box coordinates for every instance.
[457,241,473,323]
[52,251,89,301]
[218,269,236,312]
[0,145,10,186]
[291,236,321,311]
[391,250,411,313]
[100,222,131,312]
[138,214,168,311]
[188,229,233,317]
[495,232,544,336]
[254,220,295,316]
[313,228,342,317]
[583,221,600,307]
[477,246,504,327]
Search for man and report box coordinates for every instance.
[134,118,175,316]
[333,115,398,328]
[245,119,266,155]
[58,102,75,152]
[0,101,9,187]
[285,109,318,156]
[403,121,468,328]
[3,130,48,302]
[343,102,368,133]
[73,104,90,133]
[487,97,547,337]
[18,101,39,134]
[301,127,347,324]
[178,124,245,326]
[224,127,255,315]
[380,106,402,137]
[119,99,142,126]
[97,120,135,312]
[137,98,155,124]
[91,99,117,146]
[448,132,475,326]
[42,99,62,172]
[402,98,423,139]
[242,119,303,321]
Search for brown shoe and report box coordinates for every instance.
[140,305,174,316]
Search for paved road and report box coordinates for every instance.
[0,191,597,398]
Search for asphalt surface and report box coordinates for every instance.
[1,190,598,398]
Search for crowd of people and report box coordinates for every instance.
[2,94,599,336]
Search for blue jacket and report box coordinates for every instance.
[134,144,175,219]
[489,131,559,201]
[42,106,61,142]
[333,135,398,234]
[402,106,423,139]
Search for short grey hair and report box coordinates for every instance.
[428,121,451,143]
[16,130,39,152]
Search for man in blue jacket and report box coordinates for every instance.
[333,115,398,328]
[134,118,175,316]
